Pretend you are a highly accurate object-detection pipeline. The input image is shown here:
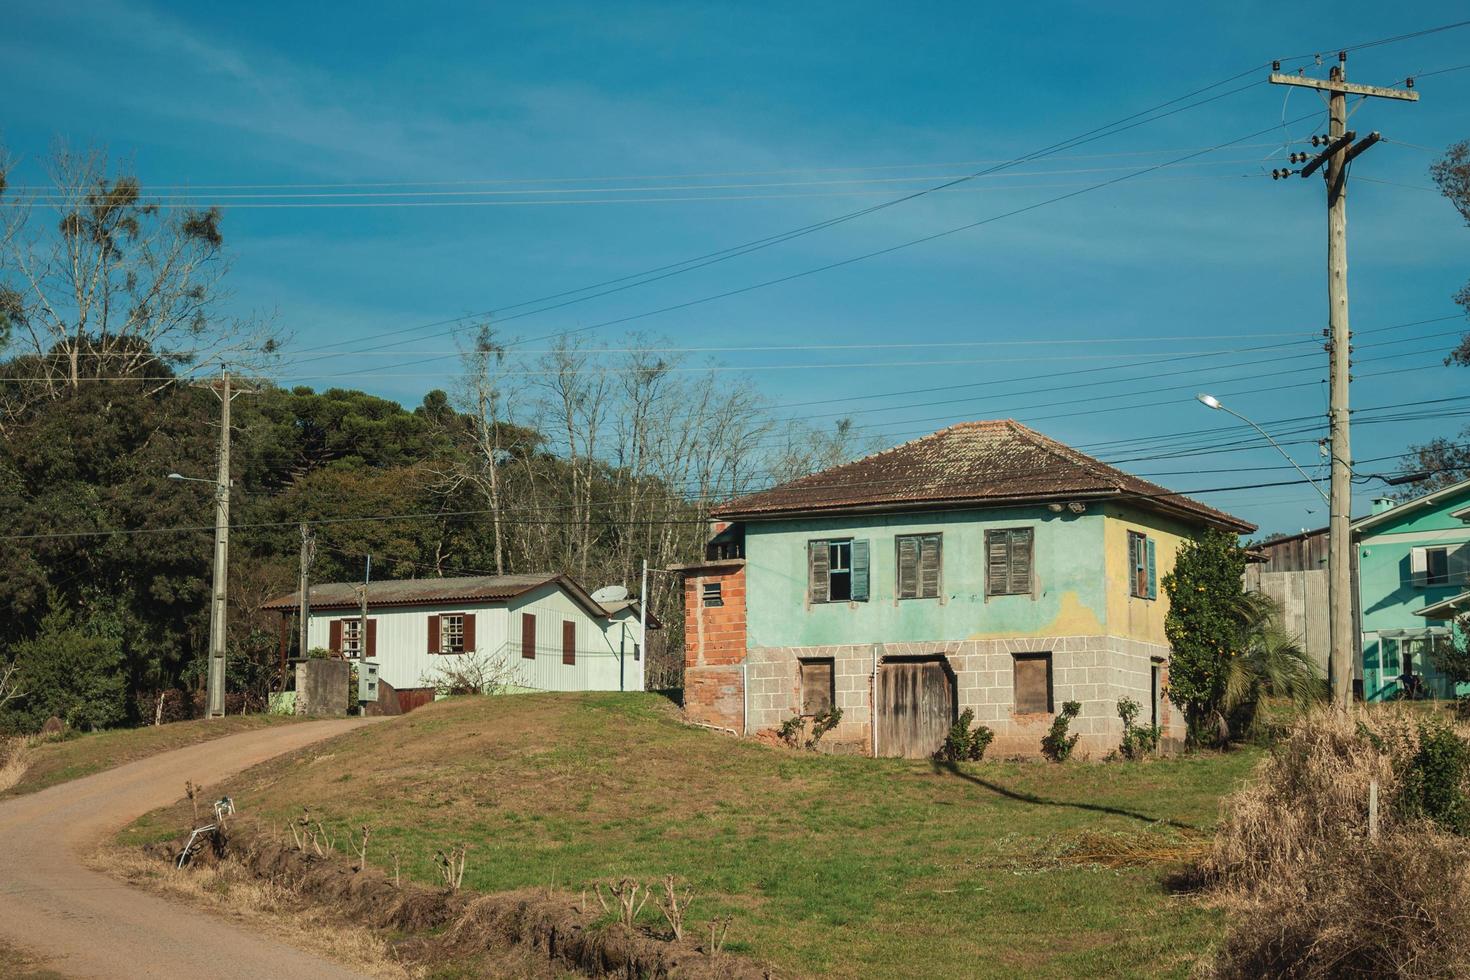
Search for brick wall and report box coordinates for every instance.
[681,562,747,731]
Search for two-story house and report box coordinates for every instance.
[677,420,1254,758]
[1355,478,1470,701]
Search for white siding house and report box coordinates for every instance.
[263,574,654,709]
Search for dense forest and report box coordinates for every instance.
[0,148,860,732]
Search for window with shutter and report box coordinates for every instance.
[1013,652,1053,714]
[439,614,466,654]
[562,620,576,665]
[1128,531,1154,598]
[341,618,363,657]
[896,533,942,599]
[799,659,835,715]
[521,613,536,659]
[809,539,860,603]
[986,528,1033,596]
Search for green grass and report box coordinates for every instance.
[122,693,1261,978]
[3,714,298,799]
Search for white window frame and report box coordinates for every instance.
[440,613,466,654]
[341,618,363,658]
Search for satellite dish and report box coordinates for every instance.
[591,584,630,603]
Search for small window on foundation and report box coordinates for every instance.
[800,658,835,716]
[702,582,723,607]
[1013,652,1053,714]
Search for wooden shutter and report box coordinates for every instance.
[800,659,834,715]
[851,539,870,602]
[328,618,342,653]
[521,613,536,659]
[897,536,919,599]
[1146,538,1157,599]
[1013,653,1052,714]
[462,613,476,653]
[1411,547,1428,586]
[562,620,576,665]
[920,534,941,599]
[808,540,830,604]
[366,619,377,658]
[987,530,1010,596]
[1009,529,1032,595]
[1128,533,1140,596]
[427,614,440,654]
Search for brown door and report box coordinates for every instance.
[878,657,956,758]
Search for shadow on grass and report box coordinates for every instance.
[929,760,1201,832]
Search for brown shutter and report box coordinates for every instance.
[800,659,834,715]
[1013,653,1052,713]
[808,540,830,604]
[896,536,919,599]
[920,534,941,598]
[366,619,377,658]
[1010,529,1033,595]
[987,531,1010,596]
[427,614,440,654]
[328,618,342,653]
[562,620,576,665]
[521,613,536,659]
[462,613,476,653]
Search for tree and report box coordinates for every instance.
[0,144,274,411]
[1163,528,1249,745]
[4,601,128,732]
[1222,592,1323,726]
[1399,141,1470,490]
[1431,613,1470,689]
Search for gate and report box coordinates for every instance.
[877,657,956,758]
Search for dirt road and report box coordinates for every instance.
[0,718,379,979]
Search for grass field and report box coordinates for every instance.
[2,714,295,799]
[122,694,1261,978]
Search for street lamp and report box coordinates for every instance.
[167,469,230,718]
[1195,393,1330,505]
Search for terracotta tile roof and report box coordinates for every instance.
[714,419,1254,532]
[261,573,602,614]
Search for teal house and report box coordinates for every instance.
[677,421,1254,758]
[1355,477,1470,701]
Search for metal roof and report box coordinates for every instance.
[1352,476,1470,533]
[1415,589,1470,622]
[713,419,1253,532]
[261,573,606,617]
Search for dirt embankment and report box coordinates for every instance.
[163,826,772,979]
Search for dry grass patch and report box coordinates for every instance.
[93,846,418,979]
[0,736,33,793]
[1202,705,1470,978]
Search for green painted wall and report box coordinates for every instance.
[1356,484,1470,701]
[743,506,1109,649]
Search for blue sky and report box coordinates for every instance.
[3,1,1468,536]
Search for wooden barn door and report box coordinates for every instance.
[877,657,956,758]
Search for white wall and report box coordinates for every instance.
[305,583,645,693]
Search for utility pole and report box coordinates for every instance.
[298,522,317,664]
[1270,54,1417,708]
[358,553,372,658]
[204,367,239,719]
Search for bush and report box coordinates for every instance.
[4,605,127,732]
[1116,697,1160,761]
[1162,529,1247,745]
[935,708,995,763]
[1040,701,1081,762]
[1398,722,1470,835]
[778,707,843,750]
[420,648,516,697]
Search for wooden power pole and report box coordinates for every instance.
[204,366,250,718]
[298,522,317,663]
[1270,54,1417,708]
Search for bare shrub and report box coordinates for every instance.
[351,825,372,873]
[420,647,518,697]
[655,874,694,940]
[434,843,469,892]
[708,914,733,956]
[595,877,649,929]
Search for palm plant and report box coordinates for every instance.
[1222,592,1323,722]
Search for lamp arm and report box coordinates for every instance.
[1218,405,1331,505]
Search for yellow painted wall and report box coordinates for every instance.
[1103,503,1197,645]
